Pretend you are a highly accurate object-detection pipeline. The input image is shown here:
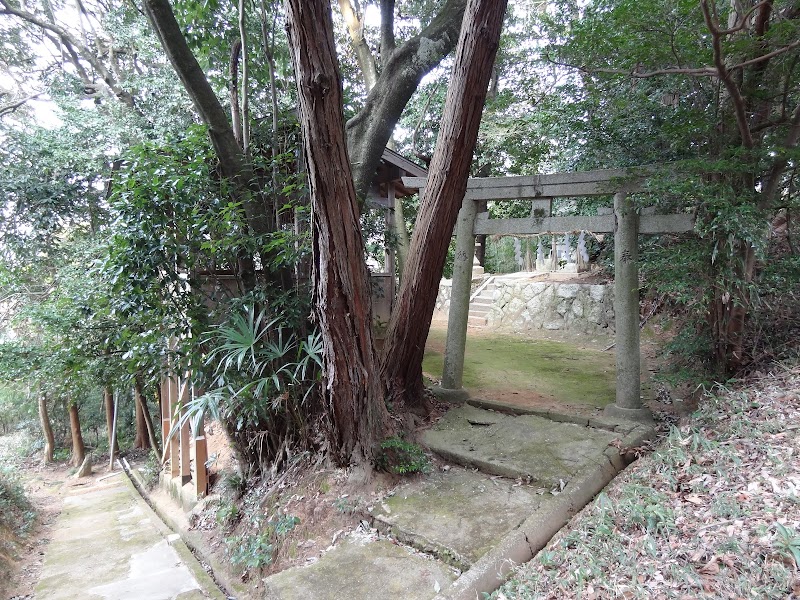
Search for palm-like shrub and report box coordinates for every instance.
[169,307,323,477]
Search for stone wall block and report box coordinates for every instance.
[589,284,606,302]
[556,284,579,298]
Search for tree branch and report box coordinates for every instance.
[717,0,771,34]
[560,37,800,80]
[346,0,468,200]
[701,0,754,148]
[0,0,134,107]
[379,0,395,63]
[338,0,378,90]
[0,93,41,117]
[142,0,245,181]
[730,38,800,70]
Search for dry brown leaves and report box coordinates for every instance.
[496,364,800,600]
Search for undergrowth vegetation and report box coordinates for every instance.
[0,467,34,568]
[168,307,323,477]
[493,365,800,599]
[0,434,35,578]
[376,437,432,475]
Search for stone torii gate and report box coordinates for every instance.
[404,168,694,421]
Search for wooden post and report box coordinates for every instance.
[108,391,119,471]
[160,378,170,450]
[169,376,180,478]
[385,181,396,281]
[179,377,191,482]
[193,435,209,498]
[605,192,652,422]
[441,196,477,391]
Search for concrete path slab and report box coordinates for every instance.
[35,475,222,600]
[370,467,553,570]
[423,405,619,486]
[262,535,457,600]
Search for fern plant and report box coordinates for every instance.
[376,437,431,475]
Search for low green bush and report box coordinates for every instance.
[376,437,431,475]
[0,466,35,567]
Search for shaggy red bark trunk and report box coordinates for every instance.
[286,0,390,466]
[380,0,508,407]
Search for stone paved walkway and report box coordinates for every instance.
[34,473,223,600]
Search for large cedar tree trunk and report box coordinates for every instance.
[68,403,86,467]
[286,0,390,466]
[38,394,55,463]
[380,0,508,407]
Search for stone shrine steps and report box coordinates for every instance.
[262,404,653,600]
[467,281,495,327]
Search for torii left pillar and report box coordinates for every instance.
[605,191,652,422]
[440,195,477,398]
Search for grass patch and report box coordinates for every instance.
[423,329,615,408]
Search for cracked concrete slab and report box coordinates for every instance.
[423,405,620,486]
[370,467,553,570]
[262,536,456,600]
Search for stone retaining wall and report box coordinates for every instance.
[488,280,614,333]
[435,279,452,314]
[434,278,615,333]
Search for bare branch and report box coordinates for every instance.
[543,55,717,78]
[0,93,41,117]
[49,31,93,87]
[717,0,771,35]
[701,0,754,148]
[730,38,800,70]
[338,0,378,90]
[0,0,134,106]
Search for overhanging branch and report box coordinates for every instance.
[0,93,41,117]
[0,0,134,106]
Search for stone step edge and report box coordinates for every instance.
[434,422,656,600]
[465,397,639,436]
[424,437,608,488]
[366,514,473,573]
[468,307,490,315]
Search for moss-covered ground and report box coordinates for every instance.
[423,327,616,409]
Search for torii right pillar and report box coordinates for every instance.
[605,191,653,422]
